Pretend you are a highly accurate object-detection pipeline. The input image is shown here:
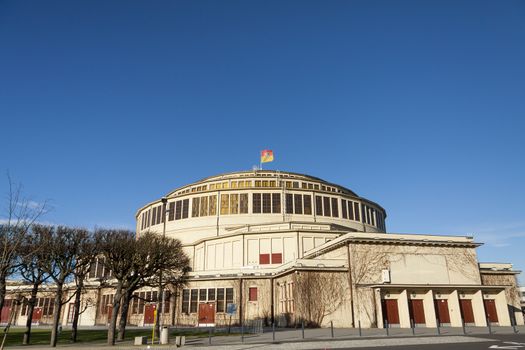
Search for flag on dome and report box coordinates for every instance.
[260,150,274,163]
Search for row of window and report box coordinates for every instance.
[181,288,234,314]
[88,257,112,279]
[141,193,384,230]
[130,290,170,314]
[20,297,55,316]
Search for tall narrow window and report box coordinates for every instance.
[182,199,189,218]
[294,194,303,214]
[216,288,225,312]
[341,200,348,219]
[303,195,312,215]
[175,201,182,220]
[226,288,234,308]
[200,196,208,216]
[239,194,248,214]
[190,289,198,313]
[315,196,323,216]
[323,197,331,217]
[168,202,175,221]
[152,207,157,225]
[192,198,200,217]
[354,202,360,221]
[220,194,229,215]
[331,198,339,217]
[272,193,281,213]
[157,205,162,224]
[285,194,293,214]
[253,193,261,213]
[230,194,239,214]
[209,195,217,215]
[348,201,354,220]
[262,193,271,213]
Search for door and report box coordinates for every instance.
[382,299,400,326]
[459,299,475,324]
[484,299,498,323]
[144,304,156,325]
[32,307,43,324]
[434,299,450,324]
[198,302,215,325]
[409,299,426,325]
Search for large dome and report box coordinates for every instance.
[136,170,386,244]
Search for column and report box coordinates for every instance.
[494,290,511,326]
[423,290,437,327]
[471,290,487,327]
[398,290,411,328]
[448,290,462,327]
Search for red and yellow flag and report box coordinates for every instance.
[260,150,274,163]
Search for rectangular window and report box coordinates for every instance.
[220,194,229,215]
[163,291,170,313]
[157,205,162,224]
[209,195,217,215]
[226,288,234,308]
[200,196,208,216]
[286,194,293,214]
[168,202,175,221]
[192,198,200,217]
[348,201,354,220]
[230,194,239,214]
[208,288,216,301]
[253,193,261,213]
[217,288,225,312]
[182,289,190,314]
[353,202,359,221]
[315,196,323,216]
[175,201,182,220]
[341,200,348,219]
[323,197,331,216]
[190,289,198,313]
[361,204,366,223]
[303,195,312,215]
[331,197,339,217]
[259,254,270,264]
[199,289,207,302]
[249,287,258,302]
[294,194,303,214]
[271,253,283,264]
[182,199,189,218]
[262,193,271,213]
[152,207,157,225]
[239,194,248,214]
[272,193,281,213]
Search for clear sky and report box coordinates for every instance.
[1,1,524,282]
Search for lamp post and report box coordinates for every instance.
[157,197,168,335]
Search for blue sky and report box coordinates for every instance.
[1,0,524,282]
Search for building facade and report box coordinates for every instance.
[3,170,524,329]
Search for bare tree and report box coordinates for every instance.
[293,271,348,327]
[43,226,90,347]
[17,224,50,345]
[0,174,47,313]
[96,229,189,345]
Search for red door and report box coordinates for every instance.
[144,304,156,325]
[198,303,215,324]
[434,299,450,324]
[409,299,426,325]
[0,307,10,324]
[382,299,400,326]
[459,299,475,324]
[484,299,498,323]
[32,307,43,324]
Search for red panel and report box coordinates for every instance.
[484,299,499,323]
[198,303,215,324]
[382,299,400,325]
[409,299,426,324]
[259,254,270,264]
[249,288,258,301]
[271,253,282,264]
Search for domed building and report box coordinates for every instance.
[132,170,523,329]
[4,170,523,330]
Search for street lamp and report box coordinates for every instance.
[158,197,168,333]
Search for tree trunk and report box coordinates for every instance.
[0,273,7,313]
[22,283,39,345]
[117,290,132,342]
[50,282,63,347]
[107,284,123,346]
[70,278,83,343]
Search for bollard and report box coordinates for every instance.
[301,320,305,339]
[330,321,334,338]
[241,323,244,343]
[462,319,466,335]
[487,317,492,334]
[358,320,362,337]
[436,318,440,335]
[208,327,212,345]
[385,320,389,336]
[411,319,415,336]
[272,322,275,342]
